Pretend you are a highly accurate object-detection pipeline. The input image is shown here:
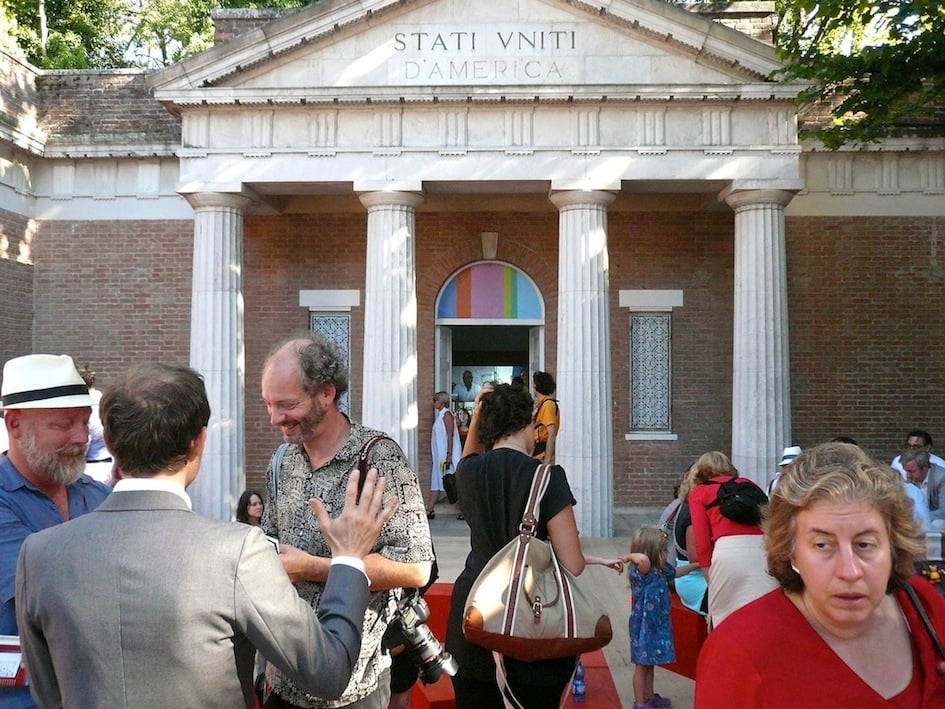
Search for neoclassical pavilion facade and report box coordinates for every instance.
[2,0,944,536]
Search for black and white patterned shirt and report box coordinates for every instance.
[262,420,434,707]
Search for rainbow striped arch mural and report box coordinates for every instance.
[436,261,543,325]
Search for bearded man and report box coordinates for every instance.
[0,354,111,708]
[260,334,434,709]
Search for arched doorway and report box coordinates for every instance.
[434,261,545,399]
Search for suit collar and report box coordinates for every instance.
[99,488,193,513]
[113,477,192,508]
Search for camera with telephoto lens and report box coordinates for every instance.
[382,591,458,684]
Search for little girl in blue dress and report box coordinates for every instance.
[621,525,685,709]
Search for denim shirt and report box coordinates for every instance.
[0,454,111,633]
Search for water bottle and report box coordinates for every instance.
[571,658,585,702]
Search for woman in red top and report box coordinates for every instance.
[687,451,777,629]
[696,442,945,707]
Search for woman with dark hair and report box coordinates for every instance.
[696,442,945,707]
[236,488,264,526]
[445,383,620,709]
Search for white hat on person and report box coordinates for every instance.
[1,354,93,410]
[779,445,802,467]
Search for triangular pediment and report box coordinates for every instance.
[150,0,792,107]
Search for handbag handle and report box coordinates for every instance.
[520,464,553,535]
[502,464,553,636]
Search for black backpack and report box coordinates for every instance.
[705,476,768,525]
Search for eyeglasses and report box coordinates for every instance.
[905,443,929,449]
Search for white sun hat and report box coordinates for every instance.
[779,445,802,467]
[1,354,93,409]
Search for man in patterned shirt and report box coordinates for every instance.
[260,333,434,709]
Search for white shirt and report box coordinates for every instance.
[904,481,932,531]
[452,381,481,402]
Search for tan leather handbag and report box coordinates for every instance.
[462,464,612,662]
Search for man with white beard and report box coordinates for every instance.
[0,354,111,708]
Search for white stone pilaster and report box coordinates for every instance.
[185,191,251,521]
[549,190,616,538]
[358,191,424,471]
[726,189,795,487]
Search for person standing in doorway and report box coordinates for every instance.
[427,391,460,519]
[531,371,559,465]
[451,370,480,403]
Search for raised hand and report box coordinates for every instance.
[309,467,398,560]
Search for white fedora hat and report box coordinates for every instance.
[779,445,802,467]
[1,354,93,409]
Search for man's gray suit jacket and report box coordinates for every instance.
[15,489,370,708]
[926,464,945,522]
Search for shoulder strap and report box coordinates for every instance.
[522,464,553,529]
[270,442,290,501]
[356,434,392,498]
[662,499,682,528]
[902,580,945,662]
[704,475,739,510]
[532,397,559,421]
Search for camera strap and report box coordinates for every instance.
[268,433,388,518]
[355,434,392,499]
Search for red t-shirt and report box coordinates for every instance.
[695,579,945,708]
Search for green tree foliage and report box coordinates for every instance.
[129,0,308,68]
[774,0,945,148]
[0,0,309,69]
[1,0,130,68]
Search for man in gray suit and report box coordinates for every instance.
[15,363,397,708]
[901,447,945,530]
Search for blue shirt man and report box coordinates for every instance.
[0,354,111,707]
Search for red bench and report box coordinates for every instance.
[663,592,708,680]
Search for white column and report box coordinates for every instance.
[726,189,795,487]
[549,190,616,538]
[185,192,251,521]
[358,191,424,470]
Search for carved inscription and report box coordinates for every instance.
[390,26,579,84]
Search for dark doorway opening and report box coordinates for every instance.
[451,325,529,367]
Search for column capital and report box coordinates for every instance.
[548,190,617,210]
[183,191,254,211]
[358,191,425,210]
[722,188,796,211]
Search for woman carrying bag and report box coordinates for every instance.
[444,382,620,709]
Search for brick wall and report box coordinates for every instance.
[786,216,945,466]
[244,213,371,487]
[683,1,775,44]
[30,219,193,391]
[37,71,181,150]
[0,207,34,367]
[609,211,736,505]
[211,9,294,44]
